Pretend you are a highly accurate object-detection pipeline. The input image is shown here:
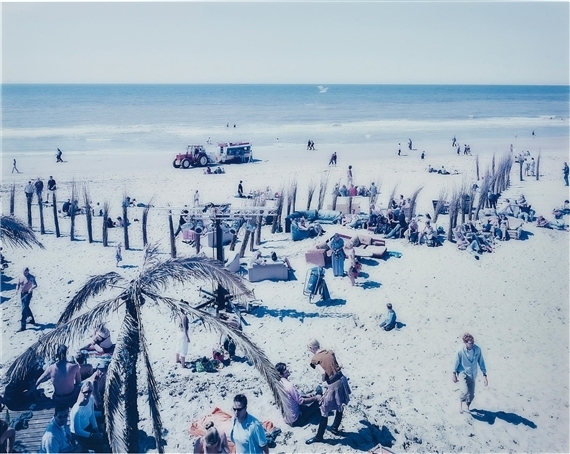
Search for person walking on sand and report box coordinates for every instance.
[17,267,38,332]
[408,138,413,150]
[563,162,569,186]
[305,338,351,445]
[56,148,64,163]
[175,313,190,368]
[193,190,200,207]
[237,181,244,198]
[346,165,353,186]
[230,394,269,454]
[328,152,337,166]
[11,159,20,173]
[115,243,122,267]
[398,143,401,156]
[452,333,488,413]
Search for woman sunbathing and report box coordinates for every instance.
[81,325,115,355]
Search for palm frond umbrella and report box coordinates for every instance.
[0,215,44,249]
[7,245,287,453]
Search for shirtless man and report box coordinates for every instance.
[17,267,38,332]
[36,345,81,407]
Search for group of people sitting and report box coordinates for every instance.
[332,183,374,199]
[294,217,325,238]
[61,199,82,217]
[536,200,570,231]
[105,216,128,228]
[427,165,458,175]
[454,221,496,259]
[494,193,536,222]
[204,166,225,175]
[1,325,116,453]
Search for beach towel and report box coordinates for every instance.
[189,408,279,453]
[189,407,236,453]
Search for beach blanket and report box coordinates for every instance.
[189,408,279,452]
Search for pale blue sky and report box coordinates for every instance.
[2,1,569,84]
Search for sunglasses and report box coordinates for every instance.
[232,407,245,412]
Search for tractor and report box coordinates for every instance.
[173,145,213,169]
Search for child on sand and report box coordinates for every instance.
[115,243,122,267]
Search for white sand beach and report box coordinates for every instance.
[1,137,569,453]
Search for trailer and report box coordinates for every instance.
[216,141,252,164]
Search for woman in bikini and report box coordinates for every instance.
[82,325,115,355]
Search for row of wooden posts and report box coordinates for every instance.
[9,184,290,261]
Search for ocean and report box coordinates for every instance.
[2,84,568,157]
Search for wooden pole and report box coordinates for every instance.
[168,211,177,258]
[10,184,15,216]
[102,202,109,247]
[26,195,33,227]
[122,202,129,250]
[239,230,251,258]
[38,199,45,235]
[52,192,60,238]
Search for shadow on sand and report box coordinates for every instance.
[251,305,351,322]
[470,409,537,428]
[308,419,396,451]
[1,272,17,303]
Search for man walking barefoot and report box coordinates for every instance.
[452,333,488,413]
[16,267,38,332]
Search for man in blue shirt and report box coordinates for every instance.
[452,333,488,413]
[230,394,268,454]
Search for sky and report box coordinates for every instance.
[2,1,569,85]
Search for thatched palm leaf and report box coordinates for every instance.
[7,298,124,381]
[139,256,251,303]
[58,272,124,324]
[105,312,140,454]
[0,215,44,249]
[142,243,161,269]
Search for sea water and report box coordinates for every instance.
[2,84,568,157]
